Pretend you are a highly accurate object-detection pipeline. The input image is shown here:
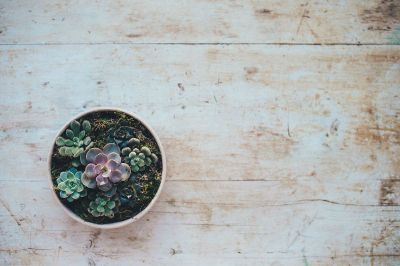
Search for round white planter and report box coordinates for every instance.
[47,108,166,229]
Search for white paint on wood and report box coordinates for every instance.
[0,0,399,44]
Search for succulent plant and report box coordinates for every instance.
[56,120,93,158]
[81,143,131,192]
[117,176,138,206]
[128,137,141,146]
[56,168,87,202]
[121,147,132,156]
[126,146,158,172]
[88,195,118,218]
[107,123,136,148]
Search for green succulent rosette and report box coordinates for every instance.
[125,146,158,172]
[56,120,93,158]
[56,168,87,202]
[88,195,118,218]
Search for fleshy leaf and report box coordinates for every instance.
[141,146,151,156]
[84,163,99,178]
[128,138,140,146]
[80,152,88,165]
[57,183,66,190]
[64,187,72,194]
[70,120,81,135]
[59,147,67,156]
[60,171,68,181]
[118,163,131,181]
[66,172,74,180]
[100,199,107,206]
[106,159,119,171]
[107,152,121,164]
[65,147,74,156]
[81,173,97,189]
[94,153,107,165]
[85,142,94,150]
[69,168,78,174]
[96,175,109,186]
[109,170,122,183]
[151,153,158,163]
[73,147,84,158]
[107,201,116,209]
[83,136,91,146]
[66,129,74,139]
[103,143,120,155]
[86,148,102,163]
[76,184,84,192]
[55,137,66,146]
[64,139,74,146]
[145,157,152,166]
[78,130,85,140]
[82,120,91,132]
[138,160,145,167]
[121,147,131,156]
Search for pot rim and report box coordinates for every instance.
[47,107,167,229]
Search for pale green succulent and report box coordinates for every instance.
[56,120,93,158]
[127,146,158,172]
[56,168,87,202]
[88,195,118,218]
[121,147,132,156]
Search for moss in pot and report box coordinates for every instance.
[48,108,166,228]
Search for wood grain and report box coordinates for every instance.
[0,44,399,265]
[0,0,400,44]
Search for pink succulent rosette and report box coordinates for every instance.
[81,143,131,191]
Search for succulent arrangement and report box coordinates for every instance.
[50,110,162,224]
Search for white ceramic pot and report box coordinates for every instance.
[47,107,166,229]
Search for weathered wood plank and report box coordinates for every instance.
[0,44,399,265]
[1,180,400,265]
[0,45,399,183]
[0,0,400,44]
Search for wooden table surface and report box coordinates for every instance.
[0,1,399,265]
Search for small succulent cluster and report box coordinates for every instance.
[123,146,158,172]
[107,123,135,148]
[88,195,118,218]
[51,113,162,224]
[56,168,87,202]
[56,120,93,158]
